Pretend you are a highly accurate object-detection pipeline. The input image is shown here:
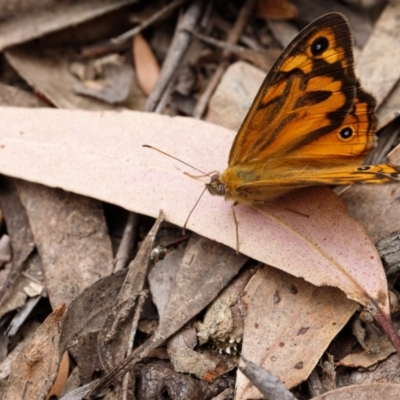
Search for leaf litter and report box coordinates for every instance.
[0,1,400,399]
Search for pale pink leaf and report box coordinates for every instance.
[0,107,390,318]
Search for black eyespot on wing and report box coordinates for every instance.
[339,127,353,140]
[311,36,329,56]
[356,166,372,171]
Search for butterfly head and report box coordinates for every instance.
[206,173,226,197]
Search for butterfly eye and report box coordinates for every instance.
[311,36,329,56]
[207,174,226,196]
[338,127,353,141]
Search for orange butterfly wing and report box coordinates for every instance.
[215,13,400,203]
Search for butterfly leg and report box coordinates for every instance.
[231,201,240,254]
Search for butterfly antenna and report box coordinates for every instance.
[183,186,208,233]
[143,145,207,175]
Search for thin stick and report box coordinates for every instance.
[144,0,206,113]
[111,0,189,46]
[193,0,257,119]
[121,291,147,400]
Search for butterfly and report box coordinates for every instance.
[206,12,400,205]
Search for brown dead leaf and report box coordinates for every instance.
[133,33,160,95]
[341,145,400,243]
[98,211,164,372]
[3,305,66,400]
[16,180,114,308]
[0,235,11,266]
[0,0,139,51]
[235,266,357,399]
[256,0,298,20]
[0,107,392,319]
[60,270,127,383]
[5,46,115,110]
[74,62,133,104]
[313,383,400,400]
[149,234,248,346]
[46,351,69,400]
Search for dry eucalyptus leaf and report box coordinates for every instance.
[46,351,69,400]
[256,0,298,20]
[16,180,114,308]
[0,107,393,320]
[313,383,400,400]
[133,33,160,95]
[341,145,400,242]
[338,319,398,368]
[5,47,115,110]
[154,234,247,343]
[3,305,66,400]
[0,0,139,51]
[235,266,357,399]
[148,245,184,320]
[60,270,127,383]
[73,62,133,104]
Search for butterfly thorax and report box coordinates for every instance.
[206,167,292,204]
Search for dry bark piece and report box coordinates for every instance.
[376,230,400,275]
[235,266,357,399]
[16,180,114,308]
[3,305,66,400]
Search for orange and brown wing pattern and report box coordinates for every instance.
[228,13,363,168]
[286,82,377,166]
